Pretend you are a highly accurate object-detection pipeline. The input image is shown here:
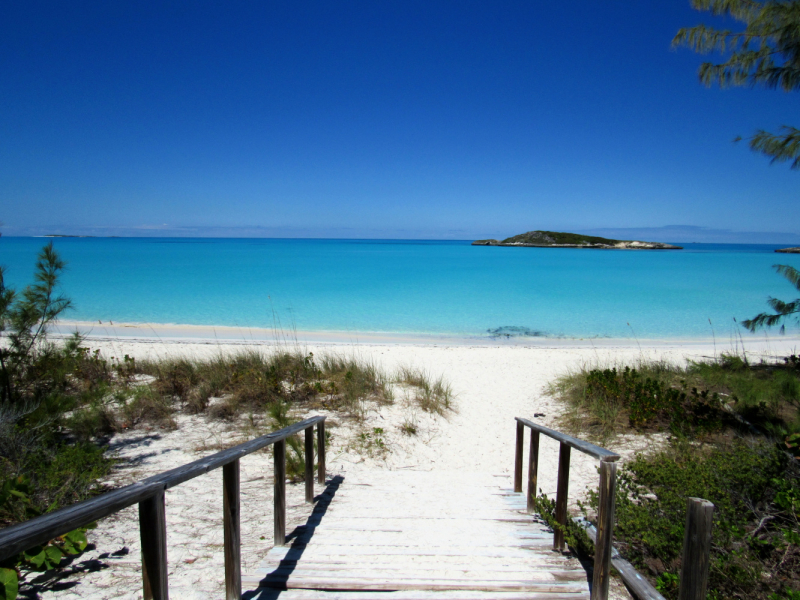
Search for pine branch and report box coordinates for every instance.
[774,264,800,290]
[689,0,763,21]
[742,265,800,332]
[744,126,800,167]
[677,0,800,169]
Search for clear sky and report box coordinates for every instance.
[1,1,797,242]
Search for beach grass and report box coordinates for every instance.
[62,347,454,467]
[395,365,455,416]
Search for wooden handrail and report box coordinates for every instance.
[515,417,618,600]
[580,520,666,600]
[0,415,326,600]
[514,417,620,461]
[515,417,715,600]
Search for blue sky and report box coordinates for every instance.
[1,1,798,242]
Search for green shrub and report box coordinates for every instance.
[551,356,800,443]
[584,366,729,434]
[0,474,97,600]
[584,439,799,600]
[689,355,800,435]
[530,491,593,556]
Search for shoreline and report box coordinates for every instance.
[52,319,800,351]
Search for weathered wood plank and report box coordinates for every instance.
[285,531,554,542]
[223,459,241,600]
[515,418,619,461]
[678,498,714,600]
[553,443,571,552]
[304,426,314,504]
[251,565,586,577]
[591,459,616,600]
[244,591,589,600]
[515,421,525,493]
[582,523,665,600]
[265,546,569,558]
[257,577,589,593]
[247,449,590,599]
[246,570,586,584]
[0,416,325,562]
[317,420,326,484]
[139,491,168,600]
[527,430,540,514]
[274,439,286,547]
[284,542,556,553]
[261,552,580,566]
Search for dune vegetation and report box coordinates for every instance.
[547,355,800,600]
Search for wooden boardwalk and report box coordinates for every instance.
[242,470,591,600]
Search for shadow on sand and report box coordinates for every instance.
[243,474,345,599]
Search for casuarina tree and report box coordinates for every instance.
[674,0,800,168]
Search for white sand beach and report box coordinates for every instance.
[28,331,800,599]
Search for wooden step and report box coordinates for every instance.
[249,566,586,580]
[241,474,589,599]
[245,592,588,600]
[252,575,589,593]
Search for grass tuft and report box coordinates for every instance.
[395,366,455,416]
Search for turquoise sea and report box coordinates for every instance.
[2,237,800,340]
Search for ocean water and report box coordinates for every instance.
[2,237,800,339]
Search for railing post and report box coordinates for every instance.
[317,420,326,484]
[553,442,571,552]
[223,459,241,600]
[678,498,715,600]
[274,439,286,547]
[139,490,168,600]
[514,420,524,493]
[527,430,540,514]
[304,426,314,503]
[591,458,618,600]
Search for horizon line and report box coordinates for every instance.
[0,234,797,246]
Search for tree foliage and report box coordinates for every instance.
[674,0,800,168]
[0,242,71,404]
[743,264,800,332]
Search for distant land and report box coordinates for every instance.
[472,230,682,250]
[776,247,800,254]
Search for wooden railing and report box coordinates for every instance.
[515,417,715,600]
[514,417,620,600]
[0,415,326,600]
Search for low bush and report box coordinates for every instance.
[549,354,800,600]
[581,439,799,600]
[584,366,730,435]
[550,355,800,443]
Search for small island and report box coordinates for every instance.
[775,247,800,254]
[472,230,682,250]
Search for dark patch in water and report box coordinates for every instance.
[487,326,547,339]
